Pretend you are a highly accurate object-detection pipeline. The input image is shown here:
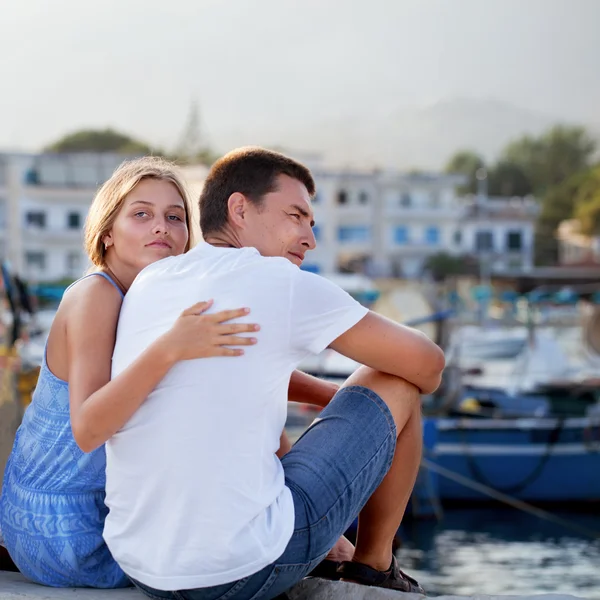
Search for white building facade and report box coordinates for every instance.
[0,152,540,282]
[305,168,467,278]
[454,195,538,274]
[0,153,131,282]
[556,219,600,265]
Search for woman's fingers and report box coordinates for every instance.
[218,347,246,357]
[181,300,213,316]
[216,322,260,335]
[217,335,258,346]
[210,307,251,323]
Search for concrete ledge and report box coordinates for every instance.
[287,579,586,600]
[0,573,136,599]
[0,572,587,600]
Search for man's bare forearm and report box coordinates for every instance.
[288,370,339,408]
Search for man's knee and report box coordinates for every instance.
[342,366,421,429]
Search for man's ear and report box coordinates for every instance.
[227,193,247,229]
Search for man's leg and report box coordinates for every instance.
[340,366,422,571]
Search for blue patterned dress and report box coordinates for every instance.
[0,272,130,588]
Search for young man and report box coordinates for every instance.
[103,147,445,600]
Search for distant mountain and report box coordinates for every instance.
[215,98,597,170]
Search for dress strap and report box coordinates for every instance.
[65,272,125,299]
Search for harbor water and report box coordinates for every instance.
[397,507,600,599]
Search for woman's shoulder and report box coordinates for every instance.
[58,273,124,318]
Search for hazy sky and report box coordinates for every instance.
[2,0,599,156]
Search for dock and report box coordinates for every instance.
[0,572,587,600]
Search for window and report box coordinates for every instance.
[67,212,81,229]
[338,226,370,243]
[336,189,348,205]
[25,211,46,228]
[475,231,494,252]
[429,191,441,208]
[507,231,523,251]
[358,191,369,204]
[66,251,82,272]
[454,230,462,245]
[394,226,410,245]
[425,226,440,246]
[25,251,46,270]
[400,193,412,207]
[508,257,523,269]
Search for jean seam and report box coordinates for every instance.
[288,427,395,534]
[340,386,397,438]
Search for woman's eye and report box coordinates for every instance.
[134,211,149,218]
[168,215,183,222]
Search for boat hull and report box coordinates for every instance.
[427,417,600,502]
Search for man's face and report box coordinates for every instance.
[239,174,316,266]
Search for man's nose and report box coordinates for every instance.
[303,226,317,250]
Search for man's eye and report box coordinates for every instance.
[289,213,301,220]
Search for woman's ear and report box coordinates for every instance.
[102,232,114,250]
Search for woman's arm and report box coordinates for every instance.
[288,370,339,408]
[67,285,258,453]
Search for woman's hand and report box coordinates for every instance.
[161,300,259,362]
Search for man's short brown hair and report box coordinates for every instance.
[199,146,316,236]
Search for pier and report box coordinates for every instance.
[0,572,587,600]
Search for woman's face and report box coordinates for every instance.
[103,178,189,273]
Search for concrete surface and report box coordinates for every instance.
[0,572,587,600]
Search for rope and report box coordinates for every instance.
[421,457,600,540]
[459,418,565,494]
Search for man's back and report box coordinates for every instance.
[103,243,368,589]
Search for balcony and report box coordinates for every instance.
[22,225,83,243]
[383,205,460,221]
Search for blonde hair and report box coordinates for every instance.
[84,156,193,267]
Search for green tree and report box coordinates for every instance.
[424,252,479,282]
[44,128,153,154]
[574,164,600,236]
[501,125,596,196]
[444,151,486,195]
[534,168,594,264]
[487,160,533,196]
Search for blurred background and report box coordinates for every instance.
[1,0,600,597]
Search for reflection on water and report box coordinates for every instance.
[397,508,600,599]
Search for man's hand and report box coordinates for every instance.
[326,535,355,562]
[276,430,292,459]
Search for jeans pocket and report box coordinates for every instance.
[243,566,280,600]
[176,570,275,600]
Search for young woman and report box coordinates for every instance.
[0,157,259,588]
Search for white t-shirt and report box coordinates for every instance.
[103,243,369,591]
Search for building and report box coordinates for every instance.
[0,151,540,283]
[454,195,539,275]
[303,166,466,277]
[187,160,540,278]
[556,219,600,266]
[0,152,132,281]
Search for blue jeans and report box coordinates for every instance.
[132,385,397,600]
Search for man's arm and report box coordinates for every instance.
[288,370,339,408]
[329,312,445,394]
